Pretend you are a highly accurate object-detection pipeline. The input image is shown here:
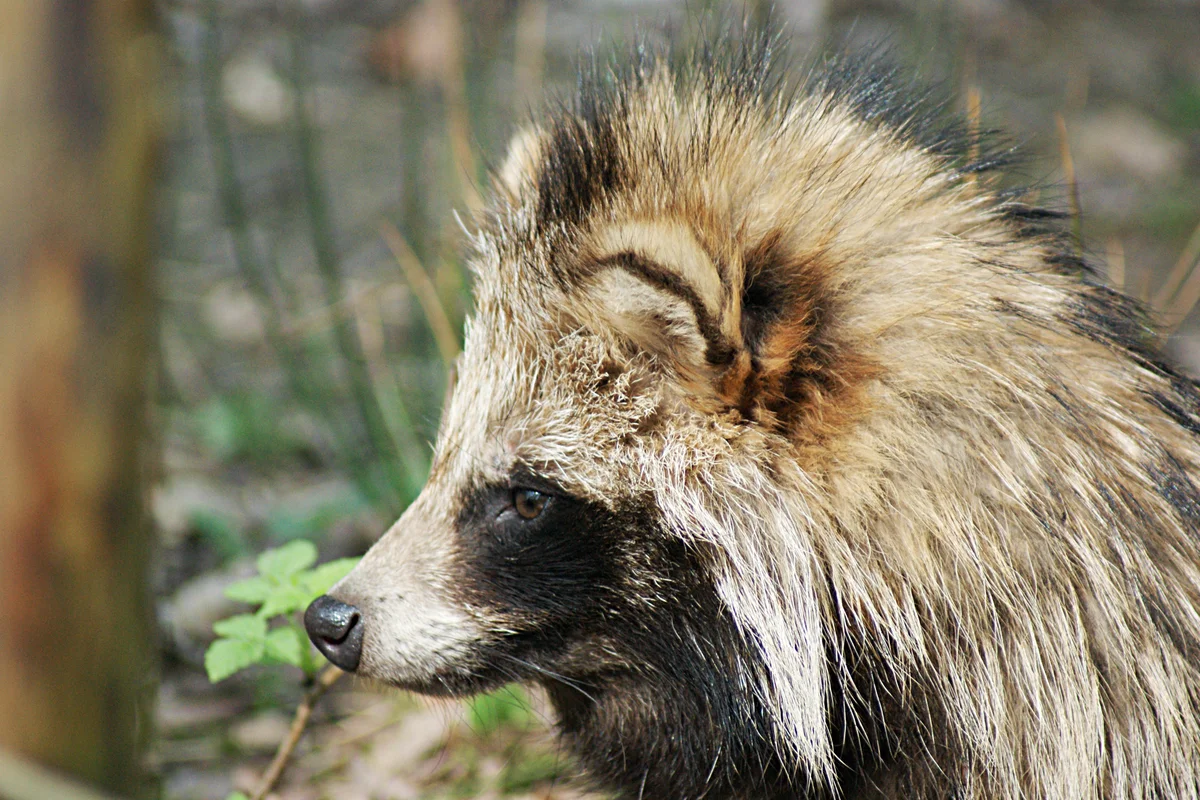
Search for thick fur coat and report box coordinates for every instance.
[313,27,1200,799]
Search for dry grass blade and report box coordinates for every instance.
[1161,218,1200,331]
[1055,113,1083,257]
[439,0,483,212]
[354,293,425,463]
[1153,217,1200,314]
[1106,236,1126,293]
[380,221,462,368]
[965,85,981,188]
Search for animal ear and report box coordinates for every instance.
[737,232,824,374]
[731,232,852,431]
[583,262,714,378]
[574,221,744,403]
[575,224,839,424]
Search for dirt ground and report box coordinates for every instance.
[151,1,1200,797]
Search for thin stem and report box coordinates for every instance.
[1055,113,1084,258]
[1164,250,1200,333]
[1154,216,1200,315]
[380,222,461,369]
[1106,236,1126,293]
[352,292,430,487]
[964,85,981,188]
[250,666,343,800]
[438,0,482,212]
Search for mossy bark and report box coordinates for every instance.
[0,0,158,796]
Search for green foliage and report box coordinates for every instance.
[467,685,533,735]
[225,793,250,800]
[1168,80,1200,130]
[1142,195,1200,239]
[205,540,358,683]
[195,393,311,467]
[428,684,569,796]
[499,751,566,792]
[189,508,247,562]
[264,489,368,543]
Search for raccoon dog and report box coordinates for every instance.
[306,26,1200,800]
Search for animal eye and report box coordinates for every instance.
[512,488,548,520]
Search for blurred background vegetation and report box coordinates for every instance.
[149,1,1200,798]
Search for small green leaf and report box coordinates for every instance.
[226,792,251,800]
[264,626,307,668]
[212,613,267,642]
[258,582,313,619]
[205,637,265,682]
[224,575,274,604]
[256,540,317,579]
[301,557,360,596]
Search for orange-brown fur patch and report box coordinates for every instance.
[715,234,878,451]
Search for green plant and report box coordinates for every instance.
[205,540,358,682]
[194,393,310,467]
[467,684,534,736]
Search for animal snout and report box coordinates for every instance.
[304,595,364,672]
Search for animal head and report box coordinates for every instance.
[305,26,1200,800]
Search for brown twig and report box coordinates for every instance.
[250,666,343,800]
[380,221,461,368]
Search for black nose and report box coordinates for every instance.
[304,595,364,672]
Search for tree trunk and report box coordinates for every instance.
[0,0,158,797]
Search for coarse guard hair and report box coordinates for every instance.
[308,23,1200,800]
